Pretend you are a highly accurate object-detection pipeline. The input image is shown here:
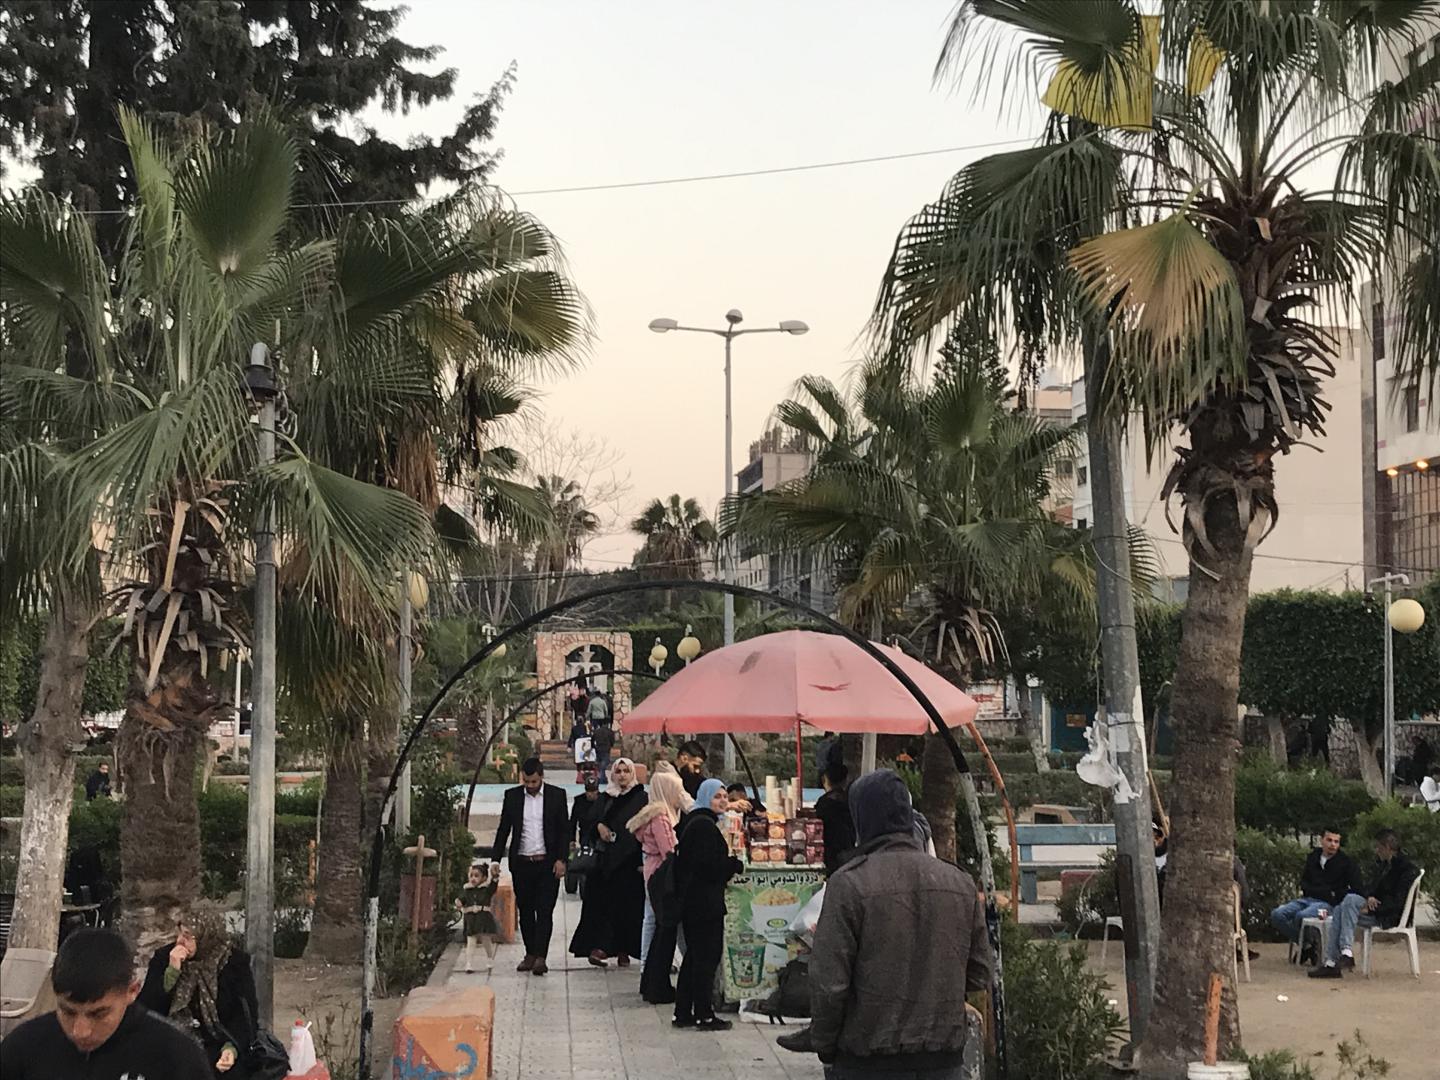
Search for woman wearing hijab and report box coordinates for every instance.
[673,778,744,1031]
[138,903,260,1077]
[629,768,692,1002]
[569,757,647,967]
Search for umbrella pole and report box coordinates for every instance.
[795,722,803,795]
[967,724,1021,915]
[727,733,761,803]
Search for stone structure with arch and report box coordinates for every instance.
[533,631,634,739]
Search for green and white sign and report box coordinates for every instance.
[721,867,824,1001]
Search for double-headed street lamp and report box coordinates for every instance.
[648,310,808,768]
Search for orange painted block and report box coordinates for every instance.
[393,985,496,1080]
[491,879,517,944]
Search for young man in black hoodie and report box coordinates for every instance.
[1269,827,1364,963]
[1310,828,1421,978]
[0,928,212,1079]
[807,769,993,1078]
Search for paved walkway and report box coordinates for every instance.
[439,887,823,1080]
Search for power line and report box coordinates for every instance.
[52,137,1033,215]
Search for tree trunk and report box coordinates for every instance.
[10,595,91,951]
[456,707,485,775]
[1356,723,1385,797]
[1265,715,1288,768]
[118,658,217,956]
[1019,705,1051,772]
[919,732,958,863]
[363,697,400,839]
[308,746,365,961]
[1140,482,1254,1078]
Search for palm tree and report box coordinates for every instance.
[875,3,1440,1070]
[2,112,438,950]
[530,474,601,610]
[631,494,719,607]
[286,197,587,960]
[728,354,1080,860]
[0,214,129,947]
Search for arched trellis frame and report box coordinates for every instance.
[358,579,1011,1079]
[457,666,763,826]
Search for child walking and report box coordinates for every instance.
[456,863,499,973]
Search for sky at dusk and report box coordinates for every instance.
[363,0,1025,567]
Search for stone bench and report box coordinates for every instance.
[393,985,495,1080]
[1016,822,1115,904]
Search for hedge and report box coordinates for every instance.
[1234,757,1375,840]
[1350,800,1440,910]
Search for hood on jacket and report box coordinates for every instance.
[849,769,914,843]
[626,801,674,834]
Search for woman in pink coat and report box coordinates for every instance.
[628,766,691,1002]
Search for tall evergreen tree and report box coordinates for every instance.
[0,0,510,240]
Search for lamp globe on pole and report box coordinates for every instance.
[677,625,702,664]
[1389,597,1426,633]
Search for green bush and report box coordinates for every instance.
[1002,920,1125,1079]
[1236,828,1309,938]
[276,778,321,817]
[274,906,310,959]
[1349,800,1440,909]
[990,752,1040,776]
[1055,849,1119,936]
[1235,756,1375,841]
[1240,1032,1391,1080]
[1002,771,1106,816]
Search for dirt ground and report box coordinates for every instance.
[273,957,403,1080]
[1085,938,1438,1078]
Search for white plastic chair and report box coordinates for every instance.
[1099,915,1124,966]
[1361,869,1425,978]
[1288,914,1329,964]
[0,948,56,1039]
[1232,884,1251,983]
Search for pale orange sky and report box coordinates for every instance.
[367,0,1018,567]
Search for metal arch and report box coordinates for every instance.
[358,578,1007,1078]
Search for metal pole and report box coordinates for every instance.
[722,328,737,777]
[1084,333,1160,1041]
[244,343,278,1027]
[396,584,413,832]
[232,654,243,763]
[1383,577,1394,799]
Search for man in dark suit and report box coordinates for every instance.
[490,757,569,975]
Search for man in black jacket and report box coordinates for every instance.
[490,757,569,975]
[1269,827,1364,960]
[0,928,212,1079]
[807,769,993,1077]
[1310,828,1421,978]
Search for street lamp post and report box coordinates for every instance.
[649,310,808,775]
[1369,573,1426,798]
[242,343,280,1025]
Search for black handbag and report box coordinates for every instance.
[568,841,605,875]
[227,999,290,1080]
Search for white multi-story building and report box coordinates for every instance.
[731,426,833,612]
[1360,29,1440,587]
[1069,328,1368,599]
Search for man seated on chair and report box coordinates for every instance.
[1269,827,1363,964]
[1309,828,1419,979]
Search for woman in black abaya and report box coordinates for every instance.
[569,756,647,965]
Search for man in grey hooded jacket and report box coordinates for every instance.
[808,769,993,1078]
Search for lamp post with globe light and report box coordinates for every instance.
[1369,573,1427,798]
[648,311,808,772]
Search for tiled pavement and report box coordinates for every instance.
[439,886,823,1080]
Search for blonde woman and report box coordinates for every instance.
[629,769,692,1001]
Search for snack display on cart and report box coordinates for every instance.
[730,774,824,868]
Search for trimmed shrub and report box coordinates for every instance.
[1235,756,1375,841]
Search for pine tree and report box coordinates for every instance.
[0,0,511,245]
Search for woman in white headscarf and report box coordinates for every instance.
[569,757,647,966]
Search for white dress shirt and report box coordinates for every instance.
[1422,775,1440,813]
[519,788,547,856]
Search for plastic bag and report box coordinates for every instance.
[788,884,826,946]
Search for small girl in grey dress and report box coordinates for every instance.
[456,863,499,972]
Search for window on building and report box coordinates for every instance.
[1076,517,1088,530]
[1076,465,1088,486]
[1372,301,1386,361]
[1056,458,1074,479]
[1404,383,1421,433]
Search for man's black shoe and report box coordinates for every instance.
[1298,940,1317,966]
[1308,963,1342,979]
[777,1027,815,1054]
[1339,954,1355,970]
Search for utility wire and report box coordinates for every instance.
[55,137,1034,215]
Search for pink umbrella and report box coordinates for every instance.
[624,629,979,735]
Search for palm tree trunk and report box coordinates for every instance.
[1141,481,1254,1078]
[919,732,958,862]
[9,591,91,950]
[363,696,400,840]
[1265,715,1288,767]
[309,744,365,960]
[118,659,213,955]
